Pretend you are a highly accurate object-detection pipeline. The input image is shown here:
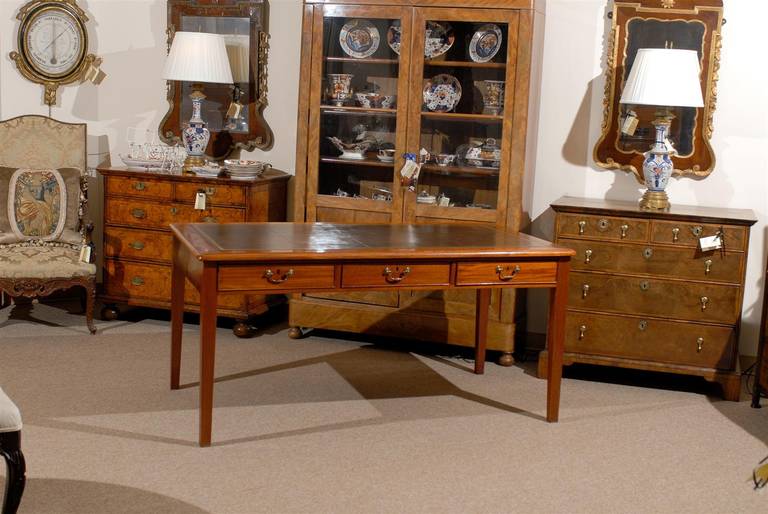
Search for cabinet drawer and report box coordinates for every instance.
[569,271,741,324]
[456,261,556,286]
[565,312,735,369]
[342,263,450,288]
[174,182,246,207]
[106,176,172,200]
[566,240,744,284]
[104,227,172,262]
[650,220,747,251]
[105,198,245,229]
[558,213,648,242]
[219,264,335,292]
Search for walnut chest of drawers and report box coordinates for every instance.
[97,167,290,335]
[539,196,757,400]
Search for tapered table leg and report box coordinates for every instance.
[474,288,491,374]
[198,264,218,447]
[170,238,185,391]
[546,259,570,422]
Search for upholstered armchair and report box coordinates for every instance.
[0,115,96,334]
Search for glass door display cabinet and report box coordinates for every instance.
[292,0,542,365]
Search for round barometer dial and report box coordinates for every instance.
[23,6,86,78]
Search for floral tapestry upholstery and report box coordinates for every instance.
[0,243,95,279]
[8,168,67,240]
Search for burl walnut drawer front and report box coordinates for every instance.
[650,220,747,250]
[569,271,741,324]
[558,213,649,242]
[105,199,245,229]
[174,182,246,207]
[566,240,744,284]
[565,312,735,369]
[342,264,450,288]
[104,227,173,262]
[456,261,557,286]
[218,264,336,292]
[107,176,173,200]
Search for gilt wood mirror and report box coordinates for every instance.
[160,0,273,160]
[593,0,723,182]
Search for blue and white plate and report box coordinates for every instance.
[423,74,462,112]
[387,22,401,55]
[469,24,503,63]
[424,21,454,59]
[340,19,380,59]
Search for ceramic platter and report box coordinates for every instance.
[423,74,462,112]
[387,22,401,55]
[424,21,454,59]
[340,19,380,59]
[469,24,503,63]
[119,155,163,169]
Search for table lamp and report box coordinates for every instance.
[162,31,233,172]
[619,48,704,210]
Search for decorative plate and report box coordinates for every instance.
[469,24,503,63]
[424,21,454,59]
[119,155,163,169]
[339,19,380,59]
[423,74,462,112]
[387,22,401,55]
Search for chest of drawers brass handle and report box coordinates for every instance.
[700,296,709,311]
[264,268,294,284]
[584,249,593,264]
[578,220,586,235]
[581,284,590,298]
[129,241,145,250]
[696,337,704,352]
[496,264,521,281]
[131,276,145,286]
[133,182,146,191]
[131,208,145,219]
[672,227,680,242]
[620,224,629,238]
[639,280,650,291]
[704,259,713,275]
[643,247,653,260]
[383,266,411,283]
[578,325,587,340]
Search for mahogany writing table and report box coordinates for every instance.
[169,223,574,447]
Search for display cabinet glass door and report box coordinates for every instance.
[306,5,411,224]
[404,8,519,227]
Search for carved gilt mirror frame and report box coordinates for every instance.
[160,0,273,160]
[593,0,723,182]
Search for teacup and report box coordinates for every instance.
[377,149,396,162]
[434,153,456,166]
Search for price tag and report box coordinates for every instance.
[79,245,92,263]
[699,234,722,252]
[194,192,207,210]
[621,111,638,136]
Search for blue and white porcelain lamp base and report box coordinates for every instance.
[181,87,210,173]
[640,111,675,211]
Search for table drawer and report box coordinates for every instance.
[566,239,744,284]
[104,227,173,262]
[219,264,335,292]
[565,312,735,369]
[342,263,450,288]
[558,213,648,242]
[106,176,173,200]
[105,199,245,229]
[456,261,557,286]
[174,182,246,207]
[650,220,747,251]
[569,271,741,324]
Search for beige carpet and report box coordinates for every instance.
[2,300,768,513]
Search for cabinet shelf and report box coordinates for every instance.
[425,60,506,69]
[321,105,397,116]
[421,164,500,177]
[320,156,394,168]
[421,111,504,122]
[326,57,399,65]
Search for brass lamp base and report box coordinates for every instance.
[182,155,205,174]
[639,190,670,210]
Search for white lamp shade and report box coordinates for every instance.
[162,31,233,84]
[619,48,704,108]
[224,34,250,83]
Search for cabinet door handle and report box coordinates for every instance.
[131,276,144,286]
[620,224,629,239]
[578,220,586,235]
[133,182,146,191]
[704,259,713,275]
[202,216,218,223]
[264,268,294,284]
[700,296,709,311]
[584,249,593,264]
[496,264,521,281]
[696,337,704,352]
[672,227,680,242]
[578,325,587,340]
[582,284,590,299]
[129,241,145,250]
[383,266,411,283]
[131,208,145,219]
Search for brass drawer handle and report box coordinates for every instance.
[131,276,144,286]
[620,224,629,239]
[696,337,704,353]
[582,284,590,299]
[133,182,146,191]
[584,249,593,264]
[704,259,713,275]
[129,241,145,250]
[131,208,146,219]
[264,268,294,284]
[383,266,411,283]
[643,247,653,260]
[578,220,586,235]
[672,227,680,242]
[496,264,521,281]
[202,216,218,223]
[639,280,650,291]
[578,325,587,340]
[700,296,709,311]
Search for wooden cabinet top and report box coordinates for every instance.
[98,166,291,186]
[302,0,541,9]
[551,196,757,226]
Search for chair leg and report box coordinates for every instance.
[84,281,96,335]
[0,431,26,514]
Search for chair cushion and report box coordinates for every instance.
[0,244,95,279]
[0,387,22,433]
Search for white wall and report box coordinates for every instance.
[0,0,764,354]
